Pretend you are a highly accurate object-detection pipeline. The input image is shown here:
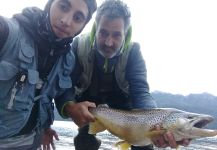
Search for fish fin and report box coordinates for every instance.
[166,124,179,134]
[88,120,106,134]
[144,130,166,138]
[169,124,178,131]
[115,141,131,150]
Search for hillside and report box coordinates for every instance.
[152,91,217,129]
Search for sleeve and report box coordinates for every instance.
[54,37,81,118]
[126,43,157,109]
[0,16,9,51]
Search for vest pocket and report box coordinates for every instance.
[0,61,18,80]
[13,69,39,111]
[58,72,72,89]
[27,69,39,85]
[57,51,74,89]
[0,61,18,99]
[18,41,34,63]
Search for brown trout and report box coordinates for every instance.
[88,105,217,150]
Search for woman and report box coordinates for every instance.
[0,0,96,149]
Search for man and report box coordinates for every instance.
[56,0,189,149]
[0,0,96,149]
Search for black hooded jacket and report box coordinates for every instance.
[0,5,72,135]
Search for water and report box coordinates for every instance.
[52,121,217,150]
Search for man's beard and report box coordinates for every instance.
[98,45,121,58]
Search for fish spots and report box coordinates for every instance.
[162,113,184,129]
[90,106,216,147]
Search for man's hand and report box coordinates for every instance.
[64,101,96,127]
[41,128,59,150]
[152,125,190,148]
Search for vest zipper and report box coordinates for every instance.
[7,82,18,109]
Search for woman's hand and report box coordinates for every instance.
[41,128,59,150]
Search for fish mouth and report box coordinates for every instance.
[187,116,217,138]
[192,116,213,129]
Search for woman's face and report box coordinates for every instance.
[50,0,89,38]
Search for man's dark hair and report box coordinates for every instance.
[95,0,131,32]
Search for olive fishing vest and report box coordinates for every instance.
[75,34,133,96]
[0,18,74,138]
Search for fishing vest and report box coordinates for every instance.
[39,47,74,129]
[0,17,74,138]
[75,34,134,96]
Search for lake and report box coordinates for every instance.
[53,121,217,150]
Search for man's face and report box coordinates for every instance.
[95,16,125,58]
[50,0,88,38]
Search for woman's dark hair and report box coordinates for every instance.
[45,0,97,23]
[83,0,97,22]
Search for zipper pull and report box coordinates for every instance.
[7,82,18,110]
[19,74,26,93]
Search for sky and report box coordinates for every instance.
[0,0,217,96]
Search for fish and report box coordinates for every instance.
[88,105,217,150]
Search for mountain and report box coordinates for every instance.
[54,91,217,129]
[152,91,217,129]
